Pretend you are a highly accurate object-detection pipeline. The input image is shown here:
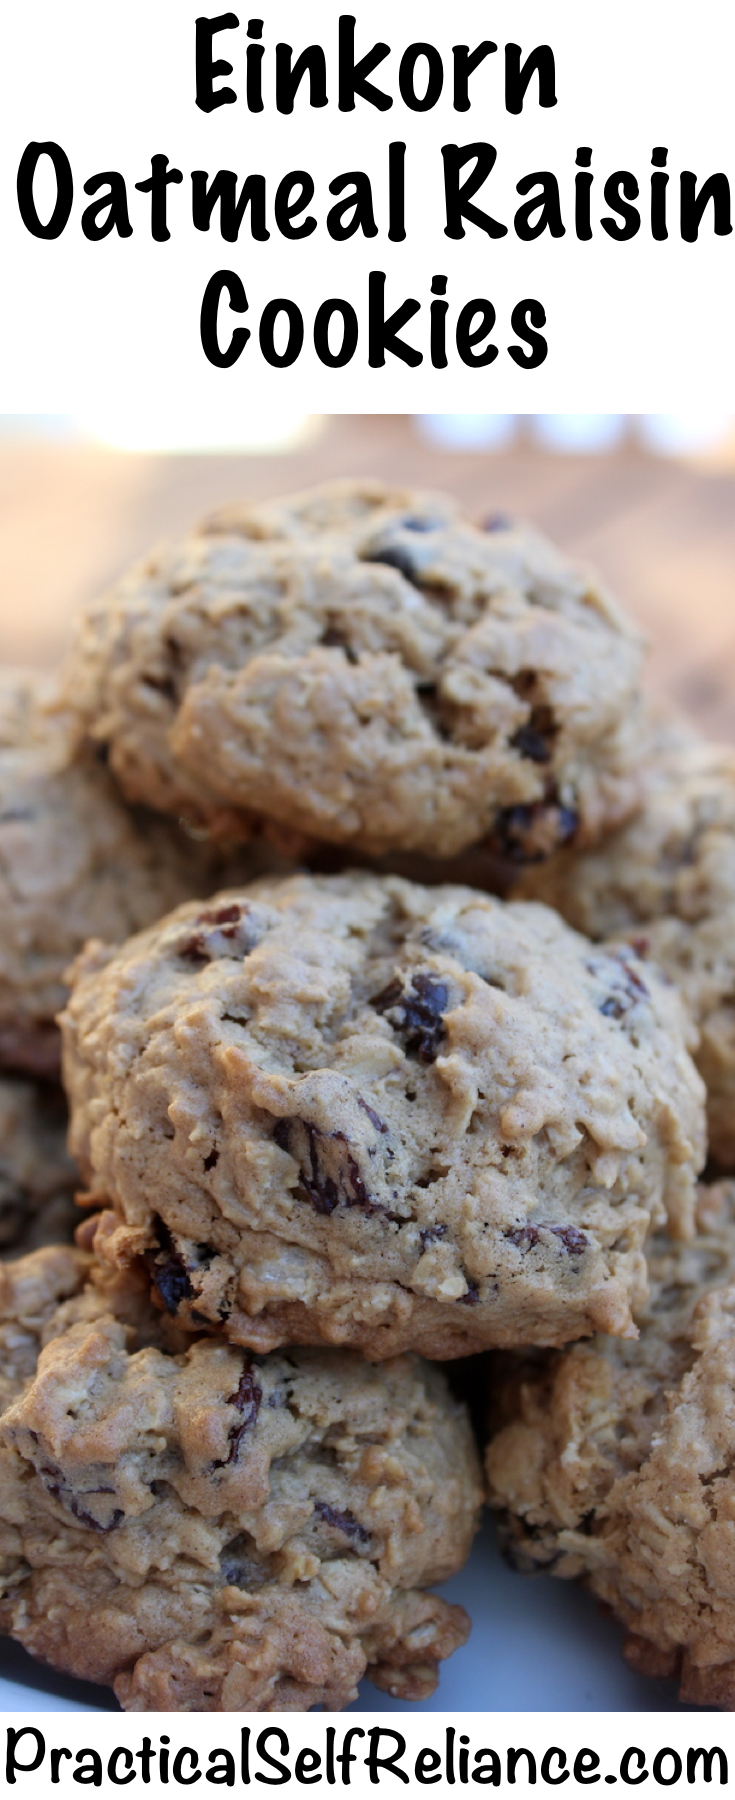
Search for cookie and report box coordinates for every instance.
[0,677,272,1078]
[60,871,705,1359]
[59,479,645,860]
[515,726,735,1166]
[0,1077,78,1255]
[484,1180,735,1708]
[0,1261,481,1712]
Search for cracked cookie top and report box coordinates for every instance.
[61,871,705,1360]
[59,479,645,859]
[0,1248,480,1711]
[484,1181,735,1710]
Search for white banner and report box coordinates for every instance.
[0,0,733,410]
[0,1715,732,1795]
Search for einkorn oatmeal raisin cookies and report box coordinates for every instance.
[0,1255,480,1711]
[485,1182,735,1709]
[61,872,705,1359]
[60,480,645,859]
[515,729,735,1167]
[0,674,268,1078]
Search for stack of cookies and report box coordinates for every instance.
[0,478,732,1711]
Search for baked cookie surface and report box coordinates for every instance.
[0,678,265,1078]
[61,872,705,1359]
[60,480,645,859]
[515,730,735,1165]
[0,1251,480,1712]
[484,1181,735,1708]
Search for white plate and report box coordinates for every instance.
[0,1519,706,1713]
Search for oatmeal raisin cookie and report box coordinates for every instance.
[485,1181,735,1708]
[0,1253,480,1710]
[61,872,705,1359]
[59,480,645,860]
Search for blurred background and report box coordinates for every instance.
[1,410,734,741]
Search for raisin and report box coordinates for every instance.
[214,1359,262,1469]
[459,1277,480,1306]
[506,1223,588,1256]
[362,516,441,580]
[506,1225,540,1250]
[511,705,557,766]
[200,902,245,927]
[483,513,513,532]
[420,1222,447,1248]
[150,1259,191,1314]
[401,973,449,1060]
[551,1225,588,1255]
[273,1118,378,1217]
[371,977,403,1013]
[39,1464,123,1533]
[357,1096,389,1134]
[178,932,208,965]
[219,1533,270,1589]
[511,726,550,764]
[493,804,539,861]
[177,902,256,965]
[371,971,448,1063]
[620,955,649,999]
[595,949,650,1020]
[363,543,422,584]
[491,801,579,864]
[557,806,579,843]
[145,1219,193,1316]
[70,1495,124,1532]
[313,1500,370,1545]
[321,624,359,663]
